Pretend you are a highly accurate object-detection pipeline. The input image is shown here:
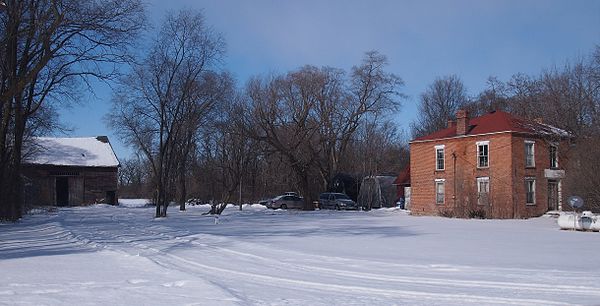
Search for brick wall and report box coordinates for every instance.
[410,132,565,219]
[411,133,513,218]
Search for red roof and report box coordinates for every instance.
[412,110,569,142]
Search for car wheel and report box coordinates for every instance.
[280,204,287,209]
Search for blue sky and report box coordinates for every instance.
[62,0,600,160]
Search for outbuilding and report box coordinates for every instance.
[22,136,120,206]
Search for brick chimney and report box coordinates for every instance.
[456,109,469,135]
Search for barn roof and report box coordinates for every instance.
[411,110,571,143]
[24,136,120,167]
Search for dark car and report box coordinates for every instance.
[318,192,359,210]
[267,195,304,209]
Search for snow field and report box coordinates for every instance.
[1,202,599,305]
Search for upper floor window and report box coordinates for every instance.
[549,145,558,168]
[435,179,445,205]
[435,145,445,171]
[525,140,535,168]
[477,141,489,168]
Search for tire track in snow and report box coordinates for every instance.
[194,242,600,298]
[144,249,574,306]
[58,209,596,306]
[69,222,577,305]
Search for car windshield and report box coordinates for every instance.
[336,194,350,200]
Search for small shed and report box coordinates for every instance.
[22,136,120,206]
[357,175,397,209]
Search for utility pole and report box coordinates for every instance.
[239,140,243,211]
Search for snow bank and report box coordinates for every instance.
[118,199,153,208]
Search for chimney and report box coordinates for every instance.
[447,119,456,128]
[456,109,469,135]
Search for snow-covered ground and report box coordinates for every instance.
[1,202,599,305]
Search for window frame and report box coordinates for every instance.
[476,141,490,168]
[435,179,445,205]
[435,145,445,171]
[477,177,490,206]
[525,140,535,168]
[525,177,536,205]
[549,145,558,169]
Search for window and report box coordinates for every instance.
[435,179,445,204]
[525,141,535,167]
[477,177,490,206]
[525,178,536,205]
[549,145,558,168]
[477,141,489,168]
[435,145,445,171]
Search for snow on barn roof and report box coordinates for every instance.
[24,136,120,167]
[411,110,571,143]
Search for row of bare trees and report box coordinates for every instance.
[0,0,145,221]
[107,10,230,217]
[116,46,407,215]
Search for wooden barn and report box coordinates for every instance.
[22,136,120,206]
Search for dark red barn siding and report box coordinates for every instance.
[22,136,120,207]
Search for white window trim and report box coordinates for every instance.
[435,179,445,205]
[476,177,490,193]
[525,140,535,168]
[476,141,490,168]
[434,145,445,171]
[477,177,490,206]
[525,177,536,205]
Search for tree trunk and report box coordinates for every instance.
[178,164,187,211]
[299,173,314,211]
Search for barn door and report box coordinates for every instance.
[56,177,69,206]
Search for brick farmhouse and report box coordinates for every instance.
[22,136,120,206]
[409,110,571,219]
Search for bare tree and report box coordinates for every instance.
[466,77,510,116]
[316,51,403,190]
[0,0,145,220]
[118,155,150,198]
[410,75,468,137]
[108,10,226,218]
[244,71,322,209]
[243,52,403,209]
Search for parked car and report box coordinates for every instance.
[258,199,270,206]
[267,195,304,209]
[318,192,359,210]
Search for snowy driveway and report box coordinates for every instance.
[1,204,600,305]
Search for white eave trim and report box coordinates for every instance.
[409,129,572,145]
[410,131,513,144]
